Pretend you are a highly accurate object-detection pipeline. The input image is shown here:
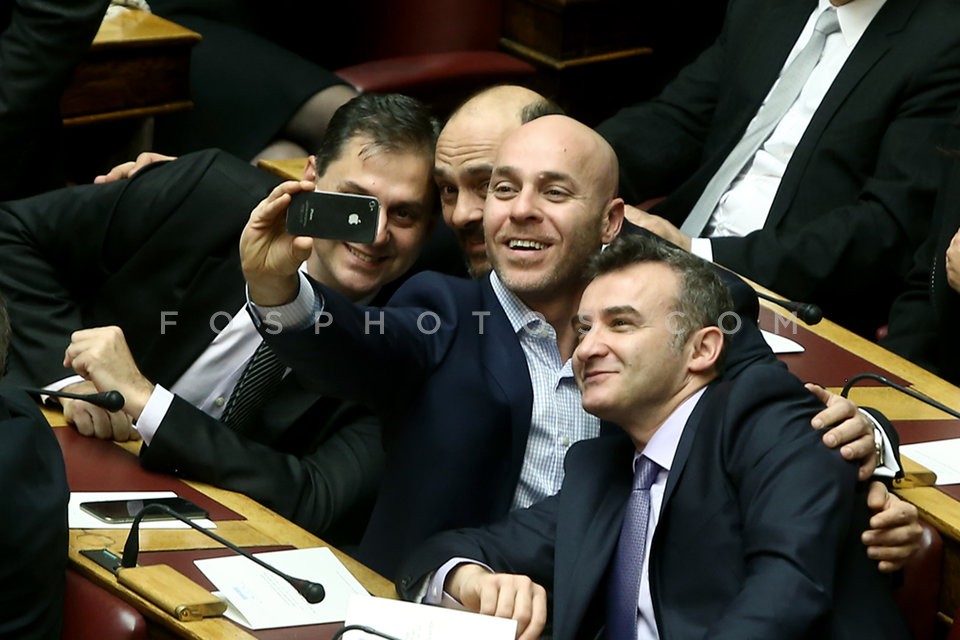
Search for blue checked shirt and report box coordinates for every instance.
[489,272,600,509]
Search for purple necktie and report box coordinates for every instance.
[607,456,660,640]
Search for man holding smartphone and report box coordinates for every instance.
[0,93,438,545]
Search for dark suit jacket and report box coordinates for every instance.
[262,267,778,578]
[397,365,909,640]
[0,0,110,200]
[0,387,68,639]
[883,115,960,384]
[0,150,383,544]
[597,0,960,336]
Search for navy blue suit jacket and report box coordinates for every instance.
[263,267,777,577]
[397,366,909,640]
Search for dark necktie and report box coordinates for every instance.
[220,340,286,433]
[681,8,842,237]
[607,456,660,640]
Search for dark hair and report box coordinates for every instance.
[0,290,9,379]
[313,93,439,178]
[520,97,565,123]
[587,234,733,367]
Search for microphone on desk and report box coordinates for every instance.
[121,503,326,604]
[840,372,960,420]
[22,387,125,412]
[753,290,823,325]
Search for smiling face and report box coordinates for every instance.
[573,262,694,431]
[305,135,435,301]
[484,115,622,307]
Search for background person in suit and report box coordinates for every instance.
[398,235,909,640]
[0,0,110,200]
[597,0,960,337]
[0,292,69,640]
[433,85,563,278]
[0,93,438,544]
[883,112,960,384]
[240,114,914,578]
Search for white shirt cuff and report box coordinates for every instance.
[135,385,175,446]
[859,408,900,478]
[420,558,492,609]
[245,272,320,332]
[41,375,87,404]
[690,237,714,262]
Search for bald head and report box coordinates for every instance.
[435,86,556,277]
[448,85,551,132]
[495,114,620,203]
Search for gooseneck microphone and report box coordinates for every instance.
[122,503,326,604]
[753,290,823,325]
[840,373,960,420]
[23,387,125,412]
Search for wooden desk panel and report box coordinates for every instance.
[62,10,200,126]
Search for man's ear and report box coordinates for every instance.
[688,326,724,374]
[601,197,625,244]
[303,156,318,181]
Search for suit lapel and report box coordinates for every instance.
[707,0,816,165]
[660,385,716,515]
[478,278,534,489]
[554,434,634,639]
[767,0,918,227]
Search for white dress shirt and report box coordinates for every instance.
[690,0,887,262]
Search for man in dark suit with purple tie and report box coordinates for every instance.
[397,235,909,640]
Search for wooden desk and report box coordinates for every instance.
[61,9,200,126]
[258,158,308,182]
[45,411,394,639]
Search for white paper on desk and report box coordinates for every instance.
[195,547,370,630]
[761,329,804,354]
[344,595,517,640]
[69,491,217,529]
[901,439,960,485]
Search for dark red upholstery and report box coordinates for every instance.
[332,0,536,112]
[338,51,536,95]
[344,0,504,60]
[62,569,147,640]
[894,519,943,640]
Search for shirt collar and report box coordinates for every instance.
[817,0,886,47]
[489,270,547,336]
[633,386,708,474]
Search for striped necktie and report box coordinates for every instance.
[220,340,286,433]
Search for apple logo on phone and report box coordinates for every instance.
[348,214,361,225]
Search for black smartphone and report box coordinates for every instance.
[286,190,380,243]
[79,496,209,524]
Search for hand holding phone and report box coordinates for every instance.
[286,190,380,243]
